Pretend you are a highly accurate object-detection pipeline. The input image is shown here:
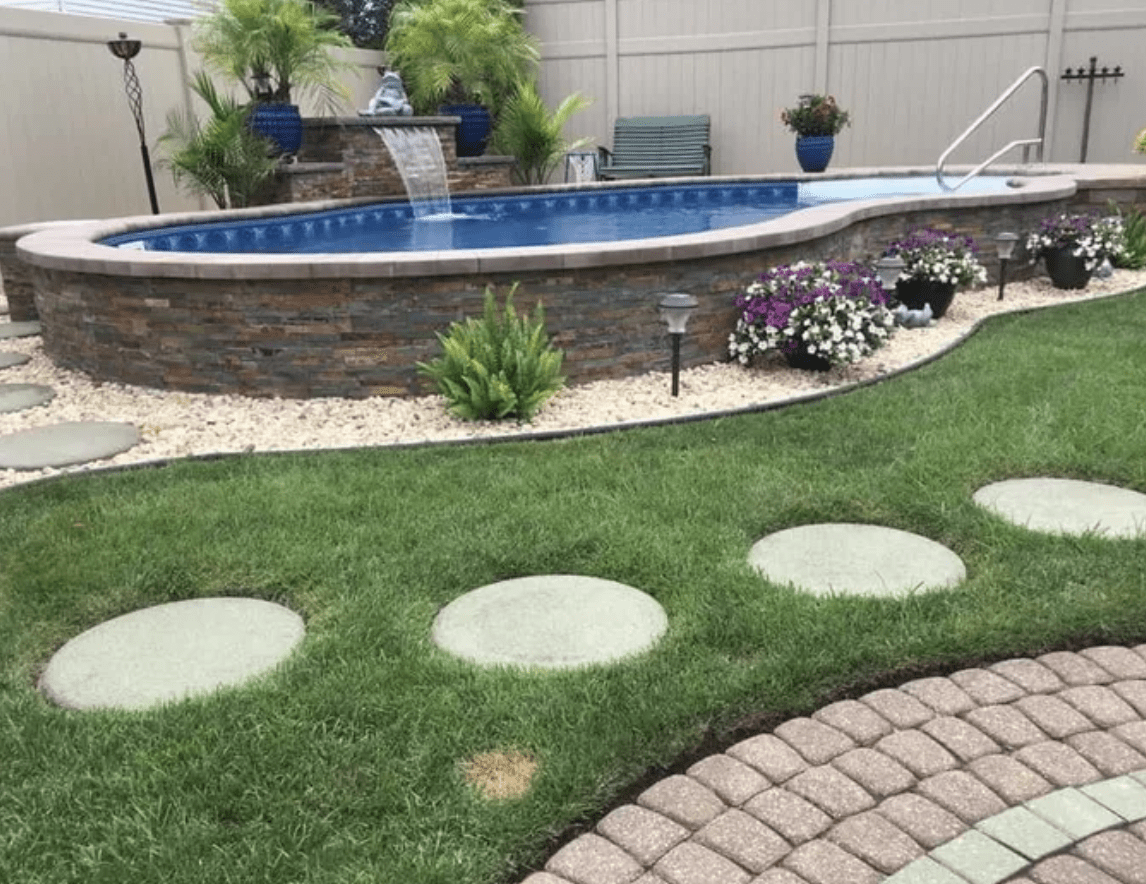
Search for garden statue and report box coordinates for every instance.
[894,302,933,328]
[363,68,413,116]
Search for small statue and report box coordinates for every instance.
[362,68,413,116]
[894,302,933,328]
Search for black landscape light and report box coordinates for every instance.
[108,32,160,214]
[994,232,1019,300]
[657,293,698,397]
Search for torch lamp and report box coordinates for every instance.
[657,293,698,397]
[994,232,1019,300]
[107,32,160,215]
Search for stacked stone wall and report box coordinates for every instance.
[33,191,1103,400]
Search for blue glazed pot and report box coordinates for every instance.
[440,104,491,157]
[795,135,835,173]
[248,103,303,155]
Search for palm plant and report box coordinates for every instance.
[384,0,540,118]
[157,72,280,209]
[193,0,354,112]
[491,82,592,185]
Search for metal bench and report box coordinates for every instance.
[597,115,711,180]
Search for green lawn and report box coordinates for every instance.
[2,290,1145,884]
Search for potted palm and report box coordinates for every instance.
[193,0,354,155]
[780,94,850,173]
[385,0,540,156]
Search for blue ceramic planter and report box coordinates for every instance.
[795,135,835,173]
[248,103,303,155]
[440,104,491,157]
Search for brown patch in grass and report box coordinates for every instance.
[461,749,538,800]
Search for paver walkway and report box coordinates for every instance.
[523,646,1146,884]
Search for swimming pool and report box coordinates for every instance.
[101,176,1015,254]
[18,169,1100,399]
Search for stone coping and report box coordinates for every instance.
[12,166,1093,281]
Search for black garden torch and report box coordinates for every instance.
[108,32,160,214]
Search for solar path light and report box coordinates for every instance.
[994,232,1019,300]
[657,293,698,397]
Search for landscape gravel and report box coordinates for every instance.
[0,267,1143,491]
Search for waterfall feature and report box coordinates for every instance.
[375,127,452,220]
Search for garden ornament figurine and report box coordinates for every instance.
[894,302,933,328]
[363,68,413,116]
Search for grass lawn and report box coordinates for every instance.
[2,289,1145,884]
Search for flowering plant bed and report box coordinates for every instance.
[884,228,988,289]
[729,260,895,369]
[1025,212,1126,271]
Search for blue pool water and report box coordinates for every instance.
[104,176,1014,254]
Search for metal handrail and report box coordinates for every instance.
[936,66,1049,191]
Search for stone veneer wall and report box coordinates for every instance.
[33,184,1143,400]
[253,117,515,205]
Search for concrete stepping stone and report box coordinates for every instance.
[0,383,53,413]
[0,421,139,470]
[0,351,30,369]
[974,478,1146,539]
[432,574,668,669]
[39,597,306,710]
[748,523,966,597]
[0,321,41,339]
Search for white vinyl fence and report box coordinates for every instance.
[524,0,1146,178]
[2,1,1145,225]
[0,6,383,226]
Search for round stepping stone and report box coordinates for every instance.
[0,351,30,369]
[432,575,668,669]
[974,478,1146,539]
[749,523,966,597]
[0,383,53,413]
[0,421,139,470]
[0,321,41,339]
[40,597,305,710]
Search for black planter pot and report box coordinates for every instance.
[1044,246,1092,290]
[783,346,832,372]
[440,104,491,157]
[248,103,303,156]
[795,135,835,173]
[895,278,957,319]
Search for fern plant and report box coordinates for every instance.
[417,284,565,421]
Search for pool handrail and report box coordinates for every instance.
[936,66,1048,192]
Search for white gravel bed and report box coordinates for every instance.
[1,268,1144,491]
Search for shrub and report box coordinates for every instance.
[728,260,894,368]
[158,72,280,209]
[490,81,592,186]
[1108,204,1146,270]
[418,284,565,421]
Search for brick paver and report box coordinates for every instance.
[521,650,1146,884]
[813,699,894,745]
[773,717,856,766]
[686,755,769,807]
[1060,686,1142,728]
